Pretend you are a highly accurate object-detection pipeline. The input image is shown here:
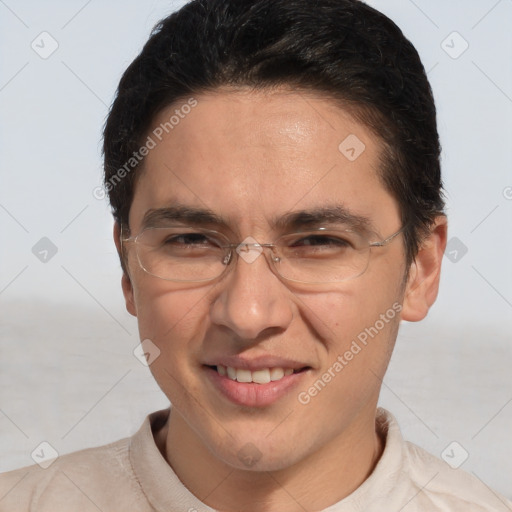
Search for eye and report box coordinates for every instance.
[159,232,228,254]
[290,234,352,248]
[281,232,358,260]
[164,233,215,246]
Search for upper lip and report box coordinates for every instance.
[203,355,311,371]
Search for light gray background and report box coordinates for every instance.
[1,0,511,502]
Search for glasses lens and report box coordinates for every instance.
[132,227,372,284]
[135,227,229,282]
[274,229,370,283]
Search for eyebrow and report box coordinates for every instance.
[141,205,224,230]
[275,206,375,233]
[140,203,376,234]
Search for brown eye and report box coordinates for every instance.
[291,235,351,248]
[164,233,213,246]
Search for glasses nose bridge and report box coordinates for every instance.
[224,240,280,271]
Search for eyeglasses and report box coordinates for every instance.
[121,224,406,285]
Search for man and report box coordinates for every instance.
[1,0,510,511]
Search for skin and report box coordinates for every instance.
[114,87,447,511]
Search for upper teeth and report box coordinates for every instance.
[217,365,294,384]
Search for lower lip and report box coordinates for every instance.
[204,366,310,407]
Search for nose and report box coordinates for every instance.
[210,244,294,340]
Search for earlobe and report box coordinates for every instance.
[401,216,448,322]
[113,222,137,318]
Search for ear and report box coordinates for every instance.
[401,216,448,322]
[113,222,137,317]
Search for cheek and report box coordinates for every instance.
[132,279,211,353]
[298,280,401,346]
[131,282,214,403]
[295,276,403,394]
[295,289,401,421]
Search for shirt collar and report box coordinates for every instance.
[129,408,216,512]
[129,406,404,512]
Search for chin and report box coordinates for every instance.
[210,429,309,473]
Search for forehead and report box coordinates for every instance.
[129,88,400,235]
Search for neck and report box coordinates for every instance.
[157,405,385,512]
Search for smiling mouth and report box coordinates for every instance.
[206,365,310,384]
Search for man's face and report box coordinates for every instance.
[121,88,411,470]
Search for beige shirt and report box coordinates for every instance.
[1,407,510,512]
